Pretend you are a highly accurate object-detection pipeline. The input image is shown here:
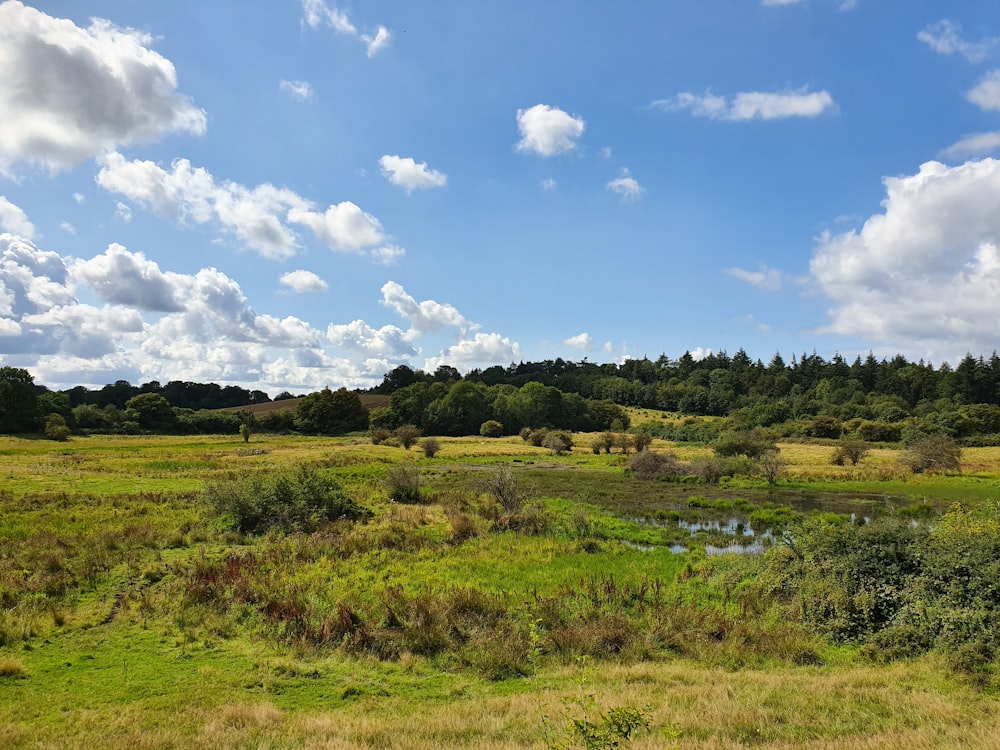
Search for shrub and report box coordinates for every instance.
[369,427,393,445]
[527,428,549,447]
[541,431,573,455]
[901,434,961,474]
[519,427,533,442]
[756,449,788,485]
[395,424,422,450]
[420,437,441,458]
[615,433,633,455]
[831,438,869,466]
[592,433,614,454]
[480,420,504,438]
[481,464,526,515]
[629,451,685,480]
[632,432,652,452]
[205,465,369,534]
[854,420,902,443]
[43,413,70,441]
[384,464,422,503]
[713,430,776,459]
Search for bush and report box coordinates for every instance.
[369,427,393,445]
[527,428,549,447]
[756,449,788,485]
[420,437,441,458]
[901,434,961,474]
[713,430,776,459]
[480,420,504,438]
[831,438,869,466]
[481,464,527,515]
[592,432,614,454]
[384,464,423,503]
[629,450,685,480]
[395,424,422,450]
[205,465,369,534]
[43,413,70,441]
[632,432,652,452]
[541,431,573,455]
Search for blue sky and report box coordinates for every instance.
[2,0,1000,393]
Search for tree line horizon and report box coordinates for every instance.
[5,347,1000,441]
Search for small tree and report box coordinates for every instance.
[420,437,441,458]
[757,449,788,485]
[43,413,70,441]
[395,424,422,450]
[480,420,504,438]
[237,409,256,443]
[384,464,422,503]
[615,432,633,455]
[541,431,573,455]
[901,434,961,474]
[481,464,526,515]
[592,432,615,454]
[832,438,869,466]
[629,450,684,480]
[633,432,652,452]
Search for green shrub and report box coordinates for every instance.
[384,464,422,503]
[901,434,962,473]
[420,437,441,458]
[395,424,422,450]
[480,420,504,438]
[204,465,369,534]
[43,413,70,441]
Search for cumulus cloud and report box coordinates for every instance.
[565,332,594,352]
[968,70,1000,111]
[72,244,183,312]
[302,0,391,57]
[97,152,393,260]
[725,265,782,291]
[370,245,406,265]
[515,104,586,156]
[0,197,34,239]
[379,155,448,193]
[279,79,314,101]
[115,202,133,223]
[380,281,472,333]
[652,88,835,121]
[606,169,644,202]
[941,131,1000,160]
[424,332,521,373]
[0,1,205,174]
[279,269,328,293]
[327,319,416,357]
[810,158,1000,355]
[918,19,997,64]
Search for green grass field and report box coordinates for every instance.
[1,432,998,748]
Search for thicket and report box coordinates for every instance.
[753,506,1000,681]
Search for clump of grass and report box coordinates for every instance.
[0,657,26,678]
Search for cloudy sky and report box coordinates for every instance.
[2,0,1000,393]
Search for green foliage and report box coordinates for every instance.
[756,449,788,485]
[544,696,654,750]
[631,433,652,452]
[831,438,869,466]
[713,429,776,459]
[294,387,369,435]
[420,437,441,458]
[43,413,70,441]
[0,366,38,433]
[480,419,505,438]
[384,464,422,503]
[205,465,370,533]
[124,393,178,431]
[369,426,393,445]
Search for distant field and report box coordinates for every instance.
[219,393,390,415]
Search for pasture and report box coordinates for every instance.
[1,431,998,749]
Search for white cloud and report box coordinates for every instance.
[515,104,586,156]
[541,178,557,191]
[115,201,133,223]
[968,70,1000,111]
[726,265,782,291]
[302,0,391,57]
[0,1,205,174]
[73,193,85,204]
[288,201,385,252]
[598,146,613,159]
[653,88,835,121]
[379,155,448,193]
[279,79,314,101]
[370,245,406,265]
[606,169,644,202]
[279,269,328,293]
[59,222,76,236]
[97,152,392,260]
[761,0,802,6]
[810,158,1000,355]
[327,319,416,357]
[424,332,521,373]
[918,19,997,64]
[941,131,1000,160]
[380,281,472,333]
[0,197,34,239]
[72,243,184,312]
[362,26,392,58]
[565,332,594,352]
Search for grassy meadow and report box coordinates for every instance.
[1,428,999,748]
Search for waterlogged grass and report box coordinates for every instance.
[1,431,999,748]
